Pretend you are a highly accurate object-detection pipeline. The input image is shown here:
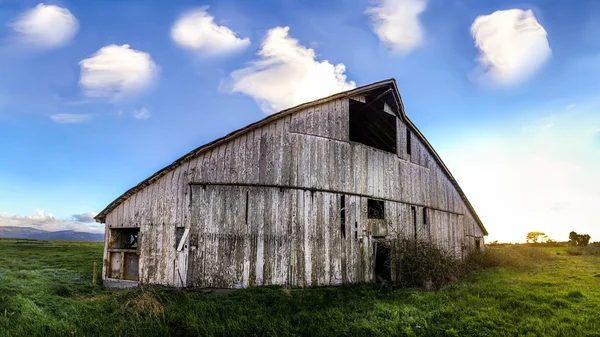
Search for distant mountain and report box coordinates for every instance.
[0,226,104,242]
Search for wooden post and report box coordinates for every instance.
[120,252,126,280]
[93,262,98,286]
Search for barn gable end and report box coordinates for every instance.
[97,79,487,288]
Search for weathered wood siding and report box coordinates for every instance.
[102,96,484,286]
[184,185,457,288]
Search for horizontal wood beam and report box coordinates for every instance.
[188,182,464,216]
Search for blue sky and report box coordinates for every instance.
[0,0,599,242]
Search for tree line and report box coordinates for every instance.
[524,231,592,246]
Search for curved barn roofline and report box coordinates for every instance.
[95,79,487,236]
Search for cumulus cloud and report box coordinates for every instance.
[171,7,250,56]
[50,113,92,124]
[133,107,150,120]
[440,104,600,243]
[72,212,98,223]
[79,44,159,99]
[0,209,103,233]
[10,3,78,49]
[471,9,551,85]
[229,26,356,113]
[366,0,427,54]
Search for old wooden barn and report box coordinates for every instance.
[95,79,487,288]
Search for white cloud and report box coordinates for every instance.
[229,26,356,113]
[440,106,600,243]
[366,0,427,54]
[471,9,551,85]
[171,7,250,56]
[79,44,159,99]
[10,3,78,49]
[133,107,150,120]
[0,209,103,233]
[72,212,98,223]
[50,113,92,124]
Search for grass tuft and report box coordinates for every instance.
[53,284,72,297]
[565,291,585,299]
[123,289,165,318]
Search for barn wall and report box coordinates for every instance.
[185,184,461,288]
[102,160,193,286]
[102,96,485,286]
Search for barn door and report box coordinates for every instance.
[174,226,190,287]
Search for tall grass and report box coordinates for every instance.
[388,238,556,290]
[565,246,600,256]
[1,239,598,337]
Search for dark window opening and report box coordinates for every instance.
[475,239,481,251]
[411,206,417,241]
[176,227,185,248]
[340,195,346,238]
[245,191,249,226]
[368,199,385,219]
[175,227,190,252]
[407,130,412,156]
[374,241,392,282]
[349,98,397,154]
[109,228,139,250]
[423,208,430,241]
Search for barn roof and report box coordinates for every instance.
[95,79,487,236]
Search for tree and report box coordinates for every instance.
[580,234,591,246]
[568,231,592,246]
[569,231,579,246]
[526,231,546,243]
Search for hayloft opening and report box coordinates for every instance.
[108,228,139,281]
[368,199,385,219]
[349,98,397,154]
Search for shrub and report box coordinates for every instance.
[388,238,459,290]
[393,241,454,289]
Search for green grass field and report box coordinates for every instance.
[1,239,599,337]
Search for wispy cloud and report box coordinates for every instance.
[366,0,427,54]
[50,113,92,124]
[171,6,250,56]
[471,9,551,85]
[0,209,103,233]
[79,44,159,100]
[9,4,78,49]
[229,26,355,113]
[133,107,150,120]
